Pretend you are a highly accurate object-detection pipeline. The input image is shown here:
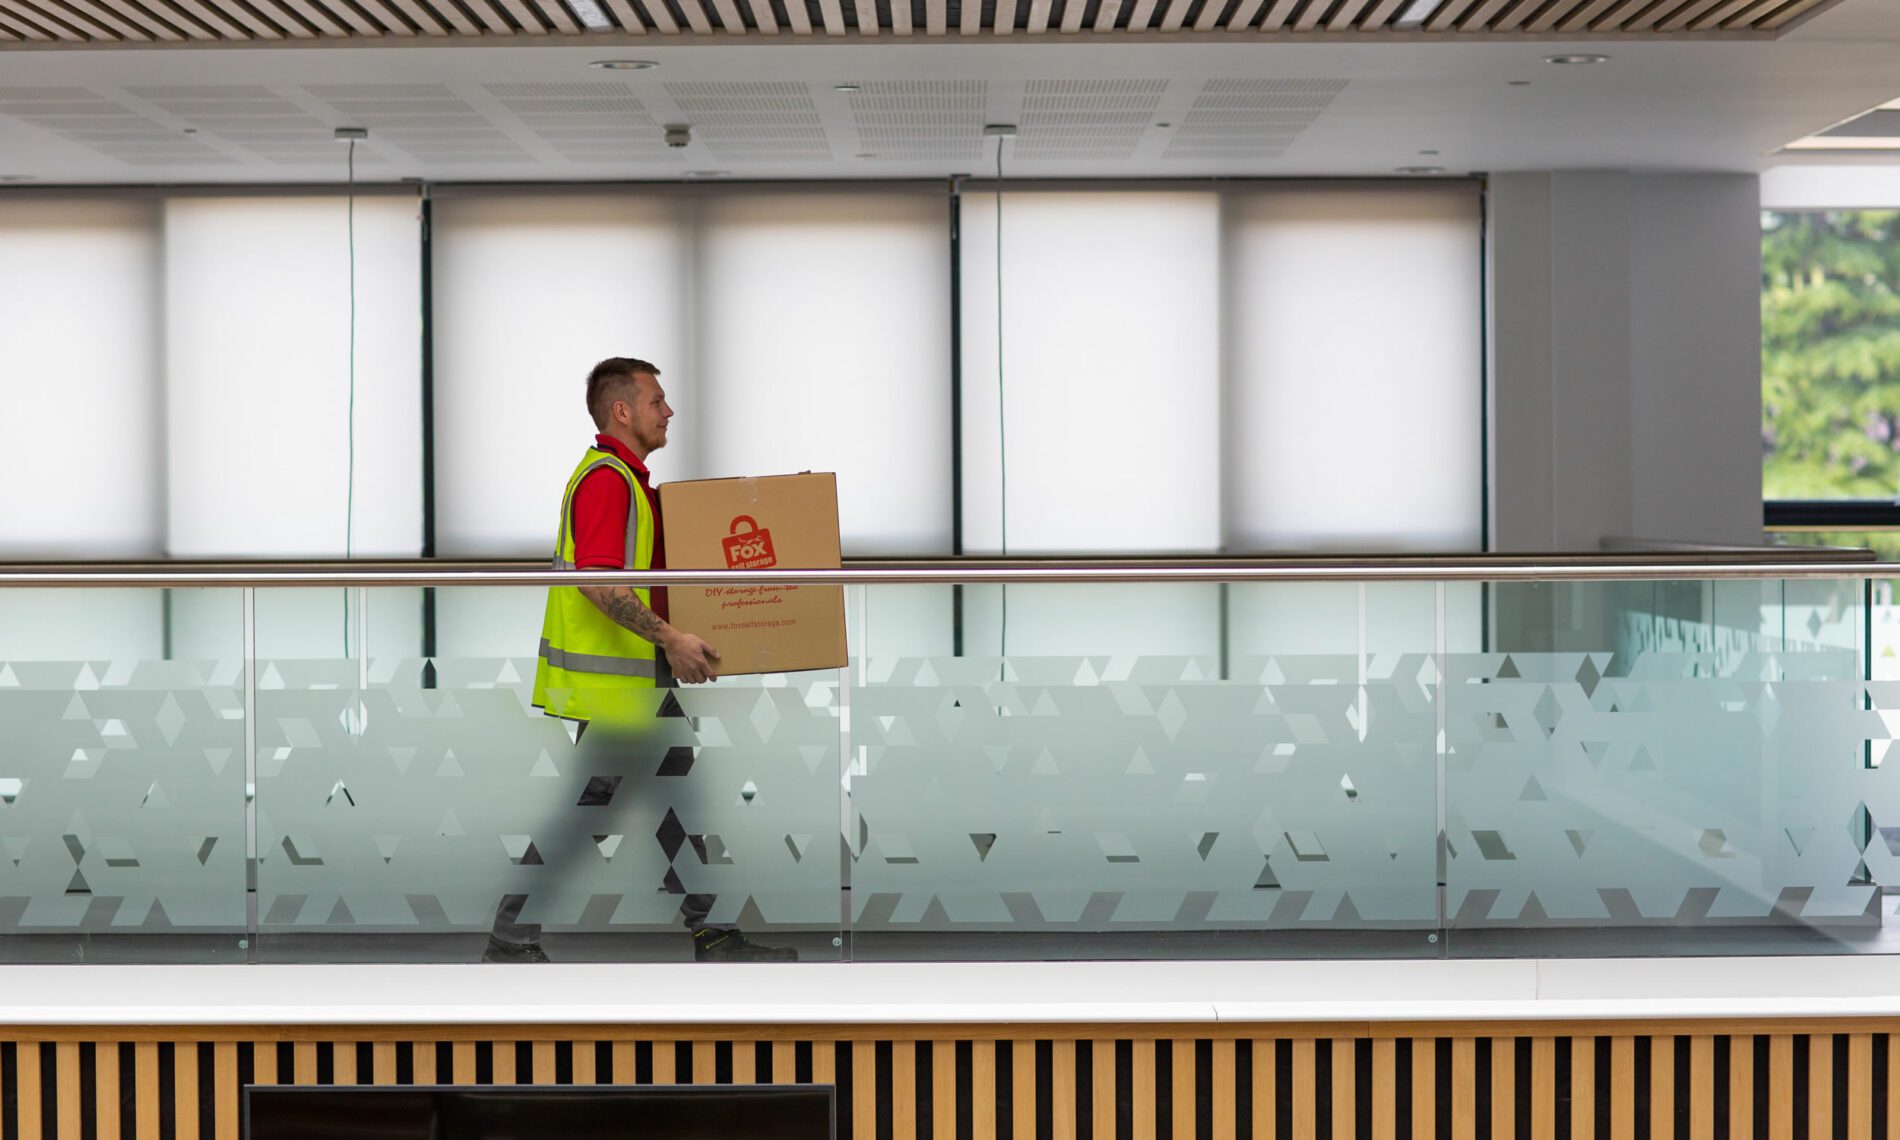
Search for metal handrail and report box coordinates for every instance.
[0,550,1882,587]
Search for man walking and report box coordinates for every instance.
[484,357,796,963]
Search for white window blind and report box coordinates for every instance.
[1222,184,1483,553]
[958,191,1223,555]
[0,198,162,559]
[694,192,952,556]
[163,194,423,558]
[1,183,1480,599]
[431,189,951,559]
[431,194,692,558]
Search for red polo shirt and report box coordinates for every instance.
[571,433,667,620]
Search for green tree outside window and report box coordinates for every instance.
[1764,210,1900,562]
[1763,209,1900,500]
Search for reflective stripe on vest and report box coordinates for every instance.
[531,447,660,721]
[537,637,658,679]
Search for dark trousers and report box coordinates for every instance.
[488,686,722,948]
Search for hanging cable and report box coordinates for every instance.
[342,137,359,657]
[994,132,1008,667]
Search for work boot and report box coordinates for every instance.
[692,929,798,962]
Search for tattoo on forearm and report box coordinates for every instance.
[589,586,667,644]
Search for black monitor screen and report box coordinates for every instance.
[244,1084,835,1140]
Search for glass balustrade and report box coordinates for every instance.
[0,587,249,962]
[0,567,1887,963]
[249,586,845,964]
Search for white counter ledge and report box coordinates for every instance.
[0,957,1896,1025]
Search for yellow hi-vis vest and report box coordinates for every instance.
[531,447,660,724]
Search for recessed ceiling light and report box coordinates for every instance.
[1508,80,1531,87]
[590,59,659,70]
[834,83,861,93]
[685,170,730,178]
[855,152,874,158]
[1394,165,1445,175]
[1544,53,1609,65]
[0,175,35,183]
[1418,149,1439,155]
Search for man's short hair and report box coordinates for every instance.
[585,357,661,430]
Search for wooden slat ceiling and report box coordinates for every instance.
[0,0,1843,44]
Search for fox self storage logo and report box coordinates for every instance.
[722,515,777,570]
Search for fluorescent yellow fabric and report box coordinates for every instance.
[531,448,659,723]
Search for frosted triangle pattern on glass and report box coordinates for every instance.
[0,590,247,944]
[1444,579,1878,934]
[0,578,1895,960]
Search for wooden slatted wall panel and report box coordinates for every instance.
[0,0,1850,41]
[0,1022,1892,1138]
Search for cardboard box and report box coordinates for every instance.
[659,472,847,678]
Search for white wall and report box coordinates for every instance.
[1489,172,1763,552]
[1629,176,1763,546]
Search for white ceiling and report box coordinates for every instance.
[1,0,1898,183]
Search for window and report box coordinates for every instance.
[959,183,1483,558]
[1223,184,1482,553]
[0,180,1486,662]
[957,182,1483,658]
[1762,209,1900,561]
[164,194,424,558]
[0,192,420,659]
[431,188,951,560]
[431,192,691,559]
[958,190,1222,557]
[0,198,162,560]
